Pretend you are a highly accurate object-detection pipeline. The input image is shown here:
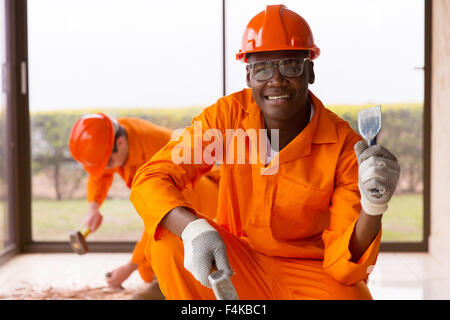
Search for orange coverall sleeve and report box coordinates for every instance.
[322,130,381,285]
[87,171,114,205]
[130,101,230,240]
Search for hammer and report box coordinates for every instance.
[69,228,91,255]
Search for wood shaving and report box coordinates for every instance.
[0,284,136,300]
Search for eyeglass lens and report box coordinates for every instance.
[251,58,306,81]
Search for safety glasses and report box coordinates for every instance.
[248,57,310,81]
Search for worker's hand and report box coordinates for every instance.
[354,141,401,215]
[105,261,138,289]
[181,219,233,288]
[84,202,103,232]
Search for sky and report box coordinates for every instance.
[25,0,424,111]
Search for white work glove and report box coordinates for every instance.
[181,219,233,288]
[354,141,401,215]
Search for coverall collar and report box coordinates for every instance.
[239,89,338,166]
[117,119,142,168]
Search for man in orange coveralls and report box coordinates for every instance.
[130,4,400,299]
[68,113,220,299]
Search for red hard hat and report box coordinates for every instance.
[69,113,115,176]
[236,4,320,62]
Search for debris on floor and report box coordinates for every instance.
[0,284,136,300]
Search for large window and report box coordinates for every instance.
[225,0,425,243]
[28,0,222,242]
[23,0,426,248]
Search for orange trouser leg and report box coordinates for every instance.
[150,219,372,300]
[137,259,155,283]
[268,257,372,300]
[132,231,155,282]
[150,227,271,300]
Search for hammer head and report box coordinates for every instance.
[70,231,89,255]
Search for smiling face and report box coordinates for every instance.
[246,50,315,124]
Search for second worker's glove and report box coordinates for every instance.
[181,219,233,287]
[354,141,401,215]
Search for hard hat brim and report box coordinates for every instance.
[236,46,320,63]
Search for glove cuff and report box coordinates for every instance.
[181,219,215,242]
[361,195,388,216]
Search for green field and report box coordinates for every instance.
[380,193,423,242]
[32,198,144,241]
[31,193,423,243]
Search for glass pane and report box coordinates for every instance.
[28,0,222,241]
[0,0,8,251]
[226,0,424,242]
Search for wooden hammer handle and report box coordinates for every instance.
[83,228,91,238]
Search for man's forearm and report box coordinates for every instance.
[88,201,100,210]
[348,210,382,262]
[159,206,199,238]
[126,260,139,271]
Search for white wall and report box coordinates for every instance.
[430,0,450,266]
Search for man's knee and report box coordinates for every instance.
[326,278,373,300]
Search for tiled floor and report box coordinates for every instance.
[0,252,449,299]
[0,253,144,299]
[368,253,450,299]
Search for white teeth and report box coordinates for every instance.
[267,95,290,100]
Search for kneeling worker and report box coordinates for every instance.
[130,5,400,299]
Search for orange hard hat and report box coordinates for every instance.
[69,113,116,176]
[236,4,320,63]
